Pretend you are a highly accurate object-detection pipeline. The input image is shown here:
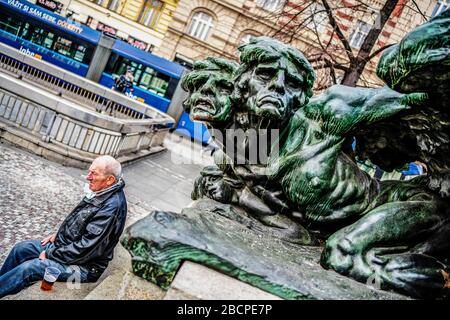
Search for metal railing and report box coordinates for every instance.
[0,85,166,158]
[0,43,175,163]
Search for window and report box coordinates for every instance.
[28,26,55,49]
[139,0,164,28]
[188,12,214,41]
[306,3,327,32]
[94,0,108,7]
[54,37,72,56]
[349,20,370,48]
[256,0,284,11]
[0,13,22,35]
[432,0,450,17]
[108,0,121,12]
[73,45,87,62]
[106,55,171,97]
[240,34,253,45]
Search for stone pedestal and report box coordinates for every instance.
[121,201,409,300]
[164,261,281,300]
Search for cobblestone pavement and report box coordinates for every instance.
[0,137,208,265]
[0,143,84,264]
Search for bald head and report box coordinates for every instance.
[87,156,122,192]
[94,155,122,180]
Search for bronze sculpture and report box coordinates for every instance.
[123,10,450,299]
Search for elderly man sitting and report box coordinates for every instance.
[0,155,127,298]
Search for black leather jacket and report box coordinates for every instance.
[46,180,127,280]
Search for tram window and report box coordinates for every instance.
[21,25,55,49]
[149,74,169,96]
[139,67,156,89]
[31,28,53,47]
[104,53,119,74]
[0,9,94,65]
[108,55,170,96]
[54,37,72,57]
[113,58,131,77]
[73,45,87,62]
[0,14,22,36]
[135,66,169,96]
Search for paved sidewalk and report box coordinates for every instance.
[0,134,211,265]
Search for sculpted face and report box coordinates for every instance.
[203,175,232,203]
[186,70,234,122]
[246,57,306,120]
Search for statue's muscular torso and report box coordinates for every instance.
[270,110,379,226]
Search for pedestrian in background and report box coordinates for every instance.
[113,67,134,94]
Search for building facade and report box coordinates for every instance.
[153,0,312,67]
[154,0,445,88]
[22,0,448,87]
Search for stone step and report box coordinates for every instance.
[2,245,129,300]
[2,215,144,300]
[2,278,101,300]
[83,270,165,300]
[164,261,282,300]
[2,210,287,300]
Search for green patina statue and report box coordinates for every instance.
[122,10,450,300]
[182,11,450,299]
[181,57,238,125]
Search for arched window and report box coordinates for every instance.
[240,33,259,45]
[188,11,214,41]
[139,0,164,28]
[94,0,108,7]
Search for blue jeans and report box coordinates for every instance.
[0,240,90,298]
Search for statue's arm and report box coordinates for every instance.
[238,187,277,217]
[305,85,426,135]
[353,87,425,126]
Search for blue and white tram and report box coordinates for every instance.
[0,0,210,144]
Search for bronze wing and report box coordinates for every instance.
[353,9,450,174]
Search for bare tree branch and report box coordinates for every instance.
[272,1,313,37]
[410,0,428,20]
[321,0,355,62]
[367,43,395,61]
[263,0,422,88]
[341,0,400,86]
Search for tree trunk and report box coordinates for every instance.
[341,0,400,86]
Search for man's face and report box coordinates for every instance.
[246,57,306,120]
[126,70,134,80]
[187,71,233,122]
[86,160,115,192]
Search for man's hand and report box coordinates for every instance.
[39,251,46,261]
[41,234,56,246]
